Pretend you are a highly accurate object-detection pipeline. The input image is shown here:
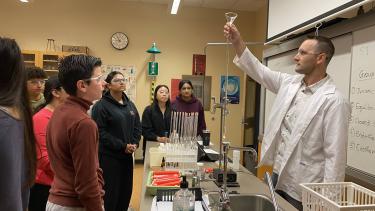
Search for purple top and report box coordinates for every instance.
[171,95,206,137]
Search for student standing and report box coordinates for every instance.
[29,76,68,211]
[0,37,37,211]
[92,71,141,211]
[26,66,47,113]
[171,80,206,137]
[46,55,106,211]
[142,85,171,158]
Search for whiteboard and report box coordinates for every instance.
[265,34,352,127]
[347,25,375,176]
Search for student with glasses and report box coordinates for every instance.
[28,76,69,211]
[26,66,47,113]
[46,55,106,211]
[224,24,350,210]
[0,37,37,211]
[92,71,141,211]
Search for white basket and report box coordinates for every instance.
[301,182,375,211]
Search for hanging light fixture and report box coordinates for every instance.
[146,42,161,54]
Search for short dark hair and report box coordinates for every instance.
[58,54,102,96]
[178,79,193,90]
[306,35,335,65]
[26,66,47,80]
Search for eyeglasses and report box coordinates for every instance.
[112,78,125,83]
[84,74,105,83]
[296,49,322,56]
[29,79,47,85]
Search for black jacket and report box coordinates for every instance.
[92,91,141,159]
[141,103,171,150]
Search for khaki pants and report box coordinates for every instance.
[45,201,86,211]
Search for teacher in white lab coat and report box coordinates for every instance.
[224,23,350,210]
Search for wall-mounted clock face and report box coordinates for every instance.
[111,32,129,50]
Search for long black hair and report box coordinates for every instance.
[178,79,194,90]
[34,75,62,113]
[153,84,170,106]
[104,71,124,93]
[0,37,36,187]
[178,79,195,98]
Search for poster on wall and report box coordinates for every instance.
[192,54,206,75]
[170,79,181,102]
[101,64,137,102]
[220,75,240,104]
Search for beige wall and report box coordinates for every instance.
[252,5,268,60]
[0,0,265,155]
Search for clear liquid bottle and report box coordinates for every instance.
[172,175,195,211]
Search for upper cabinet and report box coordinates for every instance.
[42,51,61,75]
[22,50,85,77]
[22,50,41,69]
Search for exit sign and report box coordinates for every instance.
[148,62,158,76]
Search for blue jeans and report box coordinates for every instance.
[271,173,303,211]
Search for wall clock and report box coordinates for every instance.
[111,32,129,50]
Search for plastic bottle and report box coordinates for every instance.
[233,150,240,171]
[172,175,195,211]
[197,162,205,180]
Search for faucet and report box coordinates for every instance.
[218,142,258,210]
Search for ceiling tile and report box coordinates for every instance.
[140,0,169,4]
[117,0,265,12]
[201,0,237,10]
[233,0,266,11]
[182,0,203,7]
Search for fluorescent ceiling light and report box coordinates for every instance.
[171,0,181,15]
[20,0,29,2]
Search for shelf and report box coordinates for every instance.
[43,60,59,63]
[21,50,86,71]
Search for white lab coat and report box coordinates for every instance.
[234,48,350,201]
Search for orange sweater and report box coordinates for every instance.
[46,96,104,211]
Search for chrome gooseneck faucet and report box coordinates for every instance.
[218,142,258,210]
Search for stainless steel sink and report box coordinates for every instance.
[229,194,275,211]
[205,193,276,211]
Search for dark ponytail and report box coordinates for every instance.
[34,76,62,113]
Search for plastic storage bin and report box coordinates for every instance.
[301,182,375,211]
[149,147,166,167]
